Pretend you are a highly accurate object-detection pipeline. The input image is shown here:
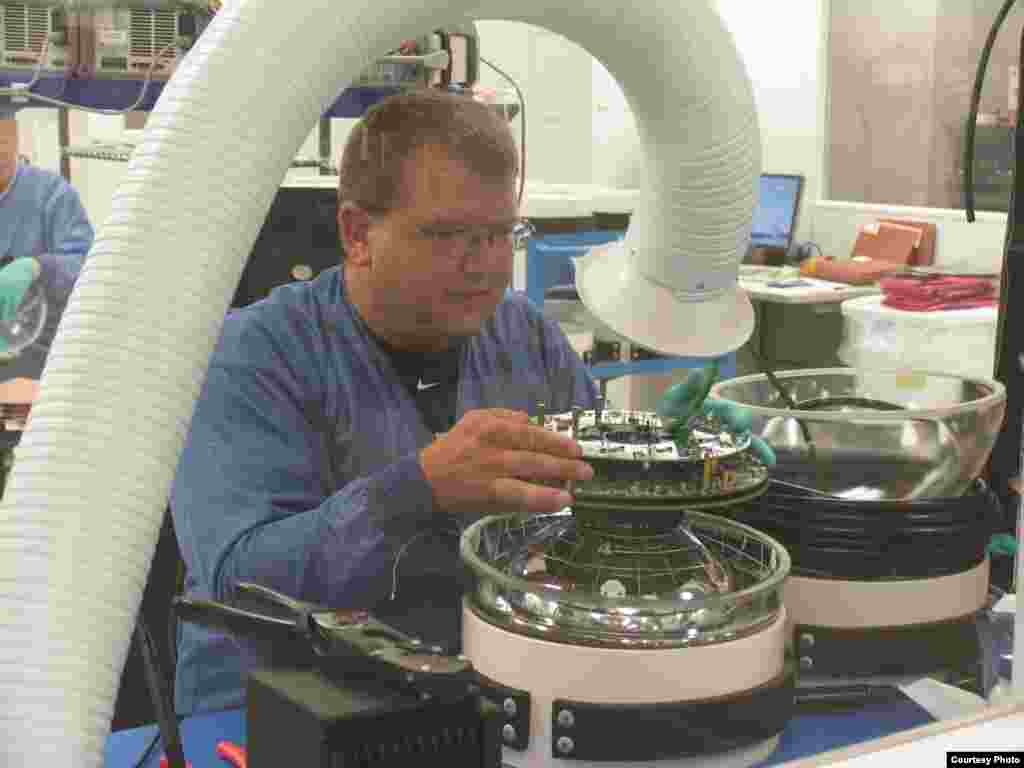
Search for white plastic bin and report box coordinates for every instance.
[839,295,998,380]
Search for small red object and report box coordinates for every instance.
[216,741,248,768]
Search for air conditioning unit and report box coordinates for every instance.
[0,2,71,73]
[79,5,210,79]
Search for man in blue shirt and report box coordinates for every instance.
[171,88,600,714]
[0,106,92,498]
[0,107,94,380]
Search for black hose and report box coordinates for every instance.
[964,0,1018,222]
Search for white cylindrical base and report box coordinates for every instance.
[784,559,989,630]
[463,602,788,768]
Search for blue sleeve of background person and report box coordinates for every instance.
[0,166,94,379]
[36,176,93,302]
[170,310,441,615]
[0,166,93,289]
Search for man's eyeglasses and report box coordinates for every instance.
[415,219,536,254]
[359,204,536,256]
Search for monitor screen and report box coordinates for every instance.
[750,174,804,251]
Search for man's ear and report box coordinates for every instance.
[338,203,372,267]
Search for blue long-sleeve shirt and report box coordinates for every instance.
[171,265,598,715]
[0,162,94,380]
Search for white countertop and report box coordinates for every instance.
[738,266,880,304]
[841,294,998,324]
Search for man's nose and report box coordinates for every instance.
[457,238,492,273]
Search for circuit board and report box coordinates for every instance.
[543,408,769,512]
[545,408,750,462]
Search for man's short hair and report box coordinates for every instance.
[338,88,518,212]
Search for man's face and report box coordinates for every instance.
[363,145,517,348]
[0,120,18,192]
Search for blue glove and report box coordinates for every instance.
[0,258,40,357]
[656,364,777,466]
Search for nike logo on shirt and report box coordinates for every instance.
[417,380,441,391]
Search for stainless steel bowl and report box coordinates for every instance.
[709,368,1006,500]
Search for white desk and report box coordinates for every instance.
[739,267,880,305]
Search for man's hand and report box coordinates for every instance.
[657,365,776,466]
[420,409,594,517]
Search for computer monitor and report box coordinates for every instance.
[749,174,804,252]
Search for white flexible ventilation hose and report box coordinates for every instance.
[0,1,758,765]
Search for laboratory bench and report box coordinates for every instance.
[104,696,934,767]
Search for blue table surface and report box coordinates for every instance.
[105,699,933,767]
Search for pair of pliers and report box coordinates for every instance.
[173,582,475,700]
[158,741,246,768]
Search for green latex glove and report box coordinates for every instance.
[0,258,39,323]
[0,258,41,359]
[987,533,1018,559]
[656,363,777,466]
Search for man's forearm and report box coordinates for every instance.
[207,454,441,610]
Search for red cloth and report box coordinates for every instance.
[882,296,997,311]
[880,275,997,311]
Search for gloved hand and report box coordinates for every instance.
[656,363,776,466]
[986,533,1018,559]
[0,258,40,324]
[0,258,41,359]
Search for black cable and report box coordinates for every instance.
[135,618,187,768]
[986,24,1024,520]
[169,553,185,695]
[479,56,526,208]
[131,731,161,768]
[964,0,1017,222]
[745,342,856,493]
[745,345,814,440]
[133,520,187,768]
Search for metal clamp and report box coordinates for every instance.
[473,673,531,752]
